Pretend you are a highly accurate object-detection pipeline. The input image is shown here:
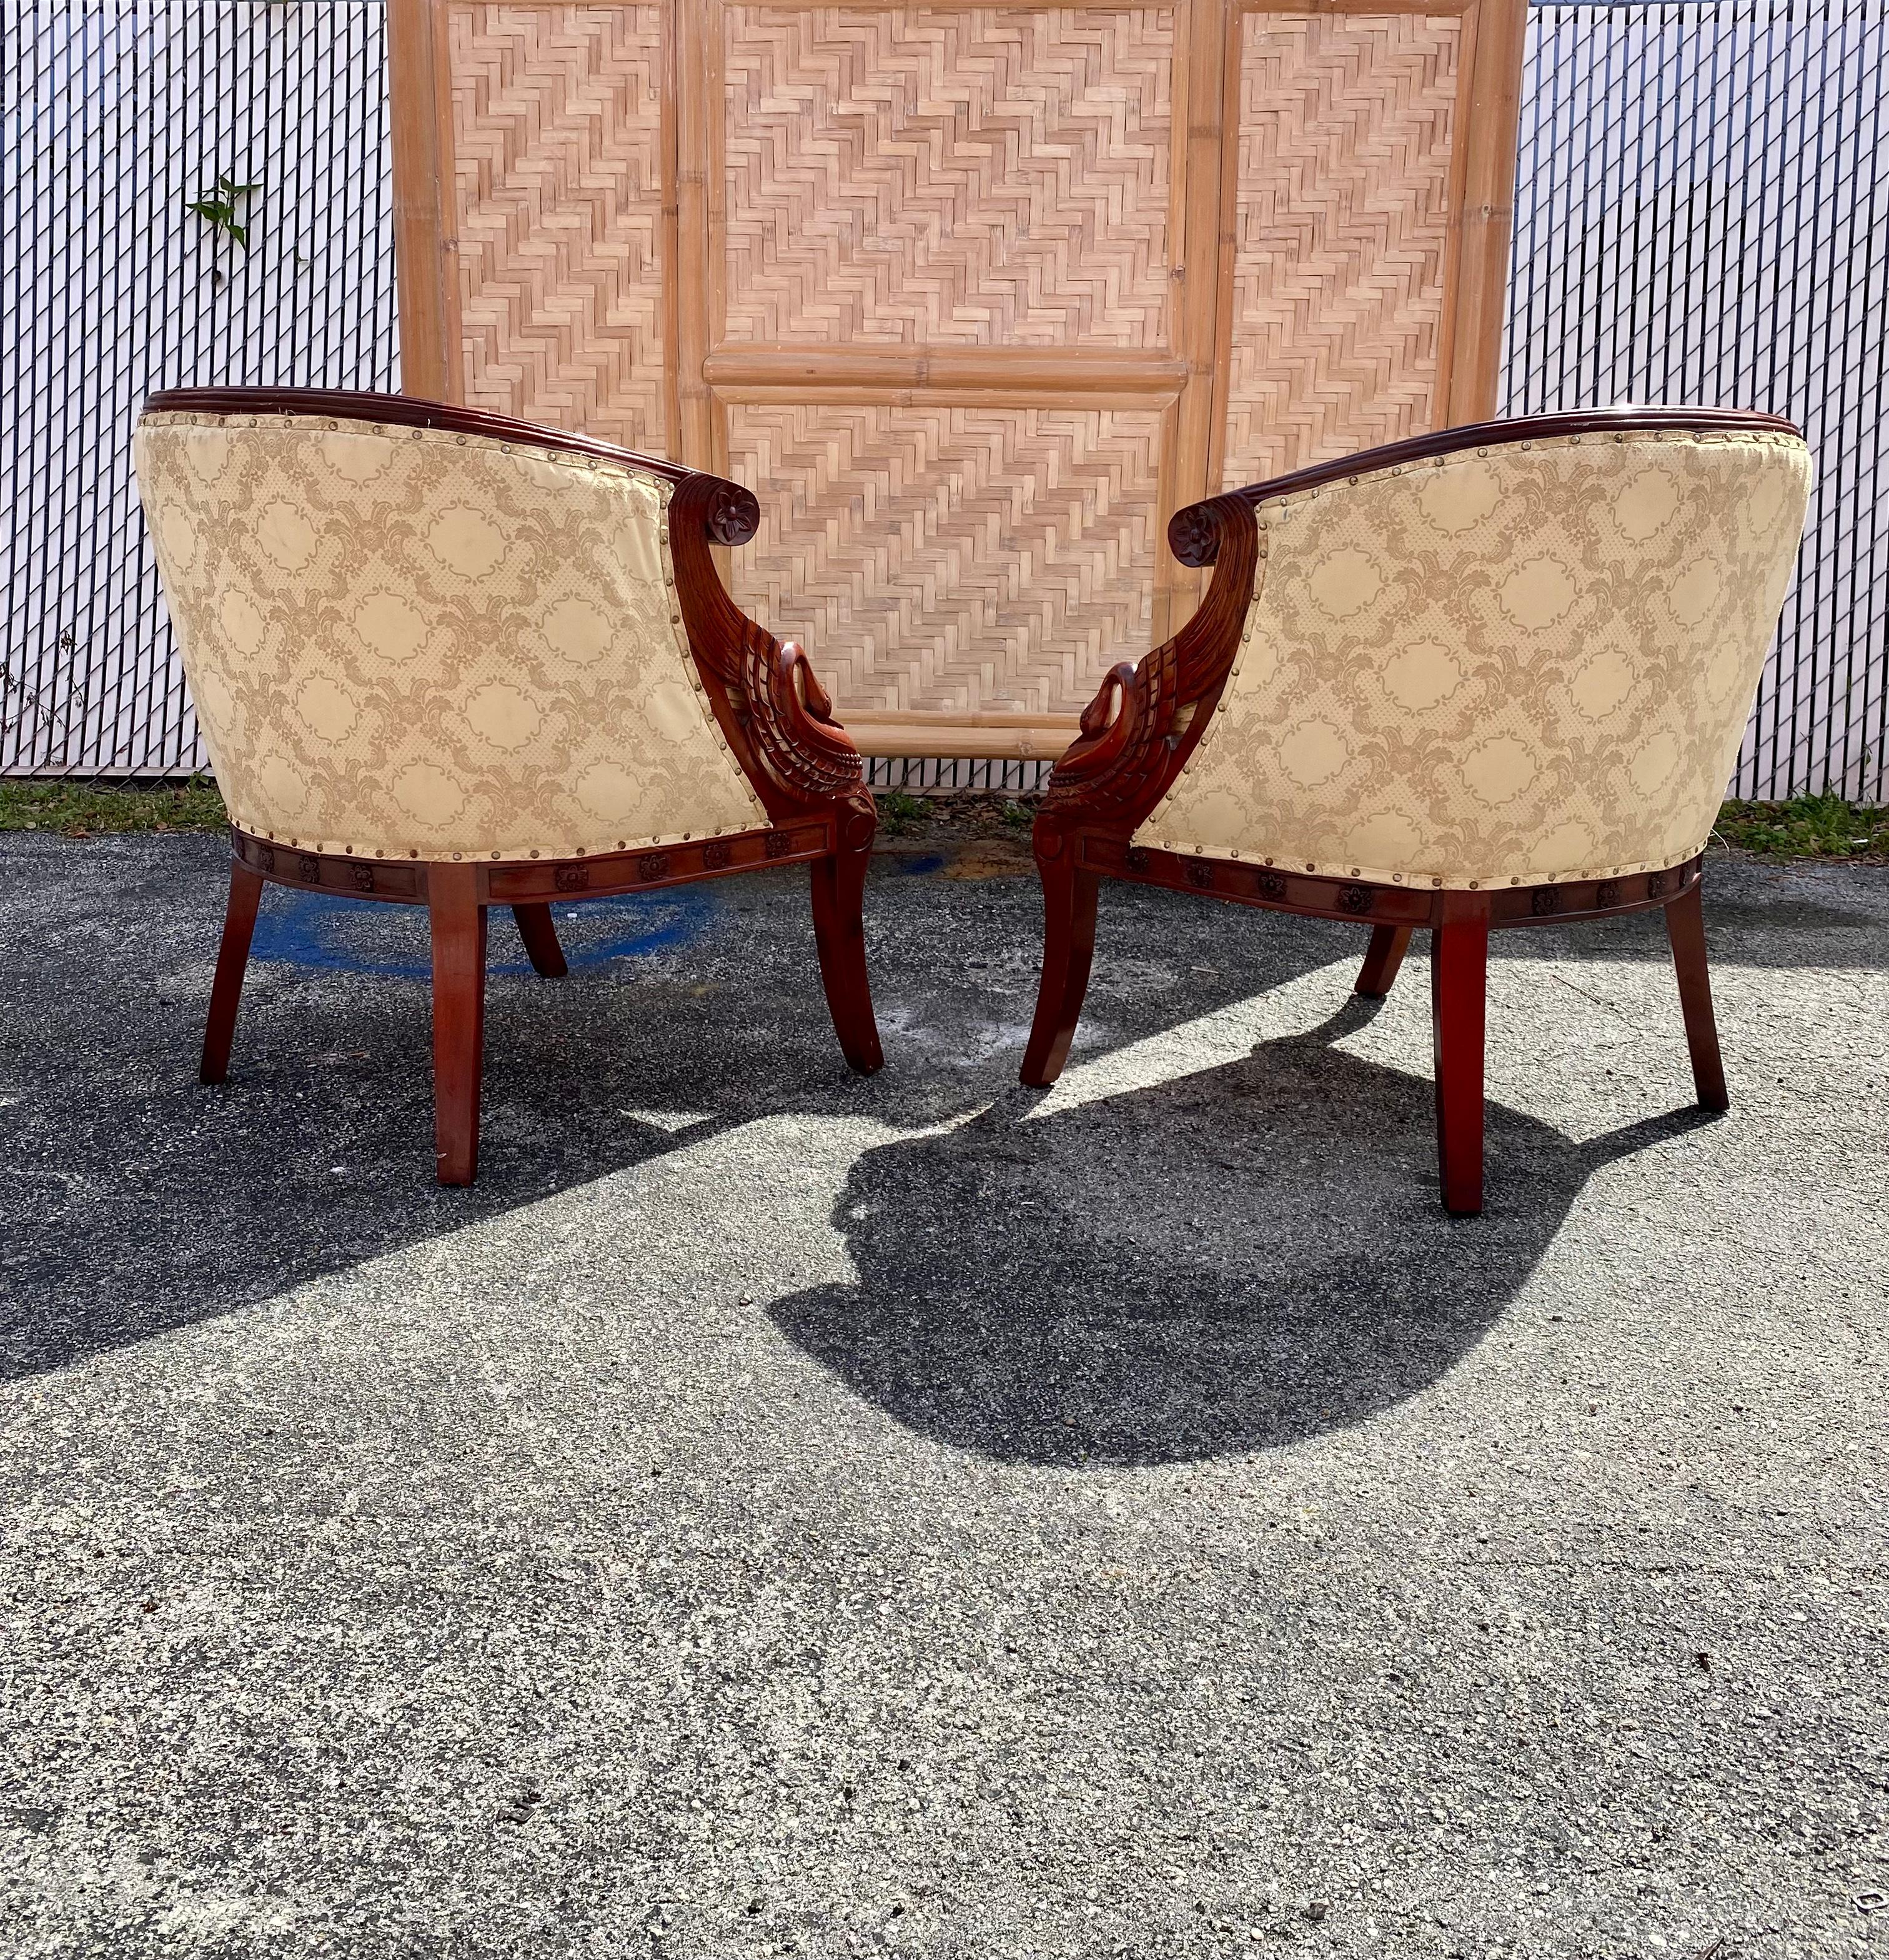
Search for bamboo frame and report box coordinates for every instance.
[388,0,460,402]
[389,0,1527,759]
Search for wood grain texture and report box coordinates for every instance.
[200,858,264,1085]
[1663,879,1730,1112]
[1163,0,1222,630]
[428,861,489,1187]
[1430,885,1489,1215]
[1354,922,1412,998]
[1440,0,1527,422]
[448,2,670,449]
[510,902,569,975]
[390,0,461,399]
[1220,11,1461,487]
[727,404,1167,719]
[721,6,1176,347]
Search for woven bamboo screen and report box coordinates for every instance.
[390,0,1525,757]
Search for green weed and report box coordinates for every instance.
[1713,793,1888,860]
[0,777,228,836]
[878,790,928,836]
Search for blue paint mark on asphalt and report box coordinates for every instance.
[250,887,716,980]
[895,853,948,877]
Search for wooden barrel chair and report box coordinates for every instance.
[135,388,883,1185]
[1018,408,1811,1213]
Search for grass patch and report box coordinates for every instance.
[1,779,1880,862]
[0,776,228,836]
[1713,793,1889,861]
[877,789,929,837]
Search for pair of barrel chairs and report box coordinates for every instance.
[135,389,1810,1211]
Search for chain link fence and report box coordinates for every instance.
[1508,0,1888,802]
[2,0,395,778]
[4,0,1883,798]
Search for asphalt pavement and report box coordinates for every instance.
[0,828,1883,1959]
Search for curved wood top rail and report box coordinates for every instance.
[141,386,760,545]
[1171,405,1805,565]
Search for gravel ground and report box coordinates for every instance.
[0,830,1884,1960]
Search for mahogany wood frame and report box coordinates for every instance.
[386,0,1529,762]
[1018,407,1797,1214]
[159,386,883,1186]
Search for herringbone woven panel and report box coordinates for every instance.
[1221,14,1459,489]
[721,7,1175,346]
[450,4,667,450]
[727,405,1166,717]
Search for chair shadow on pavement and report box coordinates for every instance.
[0,865,1352,1383]
[1,845,1728,1396]
[770,997,1712,1465]
[0,880,839,1383]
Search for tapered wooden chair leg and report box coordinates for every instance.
[810,850,884,1074]
[1020,855,1101,1087]
[1664,882,1729,1112]
[429,865,488,1186]
[1355,924,1413,1000]
[511,903,568,978]
[201,860,265,1085]
[1430,893,1490,1215]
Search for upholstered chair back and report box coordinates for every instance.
[134,406,768,863]
[1139,425,1811,892]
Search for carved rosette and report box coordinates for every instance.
[1168,502,1221,568]
[838,793,878,854]
[704,481,761,547]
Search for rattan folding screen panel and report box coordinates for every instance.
[3,0,1885,798]
[389,0,1527,760]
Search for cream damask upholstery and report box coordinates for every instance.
[1139,428,1811,890]
[134,410,768,862]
